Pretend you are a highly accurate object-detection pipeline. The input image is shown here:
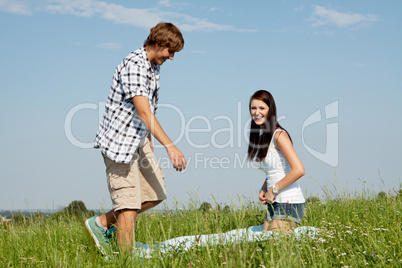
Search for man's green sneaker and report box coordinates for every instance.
[85,216,115,255]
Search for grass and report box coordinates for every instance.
[0,190,401,267]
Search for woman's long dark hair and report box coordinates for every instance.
[247,90,291,162]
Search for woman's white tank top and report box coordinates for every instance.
[259,129,305,203]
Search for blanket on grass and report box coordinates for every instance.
[133,225,318,257]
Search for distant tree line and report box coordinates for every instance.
[198,202,230,212]
[52,200,95,219]
[2,200,96,224]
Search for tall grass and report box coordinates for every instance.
[1,190,401,267]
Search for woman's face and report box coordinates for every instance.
[250,99,269,128]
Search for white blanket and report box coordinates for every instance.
[133,225,318,257]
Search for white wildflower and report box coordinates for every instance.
[373,228,388,231]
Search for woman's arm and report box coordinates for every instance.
[265,131,305,203]
[259,179,268,204]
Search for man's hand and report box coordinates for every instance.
[166,146,186,172]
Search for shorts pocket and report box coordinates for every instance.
[108,173,135,191]
[111,187,136,199]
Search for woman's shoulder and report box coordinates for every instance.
[274,128,289,138]
[273,128,291,148]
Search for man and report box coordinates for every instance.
[85,22,186,254]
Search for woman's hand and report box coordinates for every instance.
[259,190,267,204]
[265,187,276,204]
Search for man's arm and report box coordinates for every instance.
[133,96,186,171]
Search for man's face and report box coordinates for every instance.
[154,47,175,65]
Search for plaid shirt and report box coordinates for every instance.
[94,47,160,163]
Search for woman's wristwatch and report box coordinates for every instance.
[272,184,279,195]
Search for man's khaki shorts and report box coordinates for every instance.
[102,138,167,211]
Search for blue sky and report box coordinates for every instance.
[1,0,401,210]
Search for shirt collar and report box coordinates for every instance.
[141,46,160,72]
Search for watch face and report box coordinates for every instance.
[273,186,278,194]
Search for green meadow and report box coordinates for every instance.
[1,189,401,267]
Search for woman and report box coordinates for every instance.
[248,90,305,232]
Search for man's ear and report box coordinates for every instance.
[153,43,163,52]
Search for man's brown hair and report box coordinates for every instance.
[144,22,184,52]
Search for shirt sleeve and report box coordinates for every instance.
[120,60,150,101]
